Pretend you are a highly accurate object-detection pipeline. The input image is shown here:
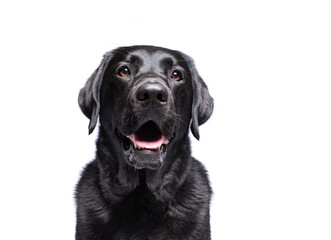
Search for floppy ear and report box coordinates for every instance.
[78,51,114,134]
[182,54,214,140]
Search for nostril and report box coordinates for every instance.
[157,92,167,102]
[137,91,149,101]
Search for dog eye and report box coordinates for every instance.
[118,67,130,77]
[171,71,182,81]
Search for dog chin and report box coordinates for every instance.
[124,146,167,170]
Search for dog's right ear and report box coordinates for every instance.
[78,51,114,134]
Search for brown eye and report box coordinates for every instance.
[118,67,130,77]
[171,70,182,81]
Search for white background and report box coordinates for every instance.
[0,0,330,239]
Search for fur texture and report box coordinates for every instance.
[76,46,214,239]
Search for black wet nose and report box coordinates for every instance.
[136,83,168,106]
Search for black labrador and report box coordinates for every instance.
[76,45,214,239]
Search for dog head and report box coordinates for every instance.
[79,46,213,170]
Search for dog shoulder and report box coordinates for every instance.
[75,161,111,238]
[76,161,99,194]
[164,158,211,238]
[75,161,110,220]
[190,157,212,195]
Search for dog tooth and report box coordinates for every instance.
[132,135,137,149]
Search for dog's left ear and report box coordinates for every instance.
[78,51,114,134]
[182,54,214,140]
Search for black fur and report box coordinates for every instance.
[76,46,214,239]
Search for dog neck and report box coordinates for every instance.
[95,127,193,204]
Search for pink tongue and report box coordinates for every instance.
[127,135,169,150]
[135,135,164,149]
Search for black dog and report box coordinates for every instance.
[76,46,214,239]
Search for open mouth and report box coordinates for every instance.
[120,121,171,169]
[127,121,169,150]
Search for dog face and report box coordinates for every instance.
[79,46,213,170]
